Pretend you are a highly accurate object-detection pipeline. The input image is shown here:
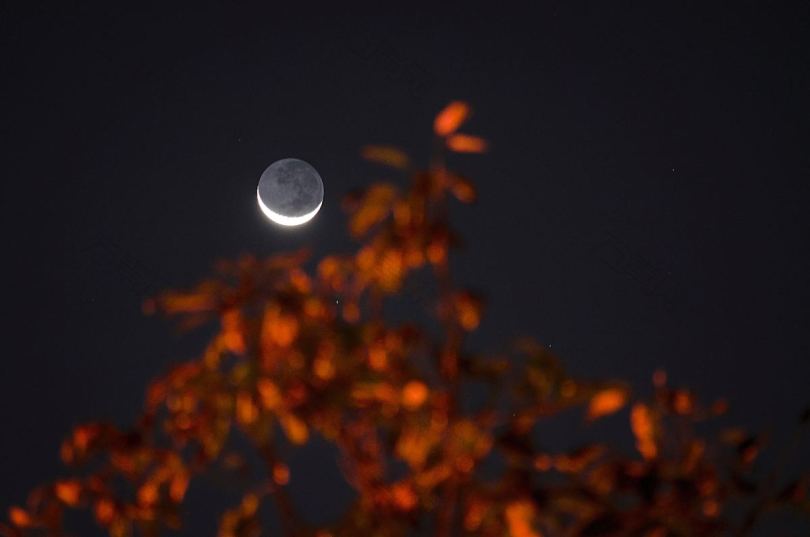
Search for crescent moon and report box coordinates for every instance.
[256,158,324,227]
[256,189,322,226]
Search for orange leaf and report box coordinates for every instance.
[631,403,658,459]
[375,248,405,293]
[396,426,440,469]
[137,482,159,506]
[672,390,694,415]
[257,379,281,410]
[348,184,398,238]
[587,388,628,420]
[54,479,82,506]
[261,305,299,348]
[280,413,309,445]
[273,462,290,485]
[446,134,488,153]
[434,101,470,136]
[169,472,190,503]
[220,309,245,354]
[361,145,410,169]
[390,482,418,511]
[236,392,258,425]
[448,420,493,460]
[401,381,429,410]
[505,499,542,537]
[313,347,336,381]
[9,506,32,528]
[702,499,720,518]
[60,442,74,464]
[552,445,605,473]
[368,344,388,371]
[454,291,484,331]
[450,176,477,203]
[158,291,215,314]
[464,499,489,531]
[241,493,259,516]
[94,498,116,525]
[73,424,99,452]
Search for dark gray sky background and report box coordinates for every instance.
[1,2,808,534]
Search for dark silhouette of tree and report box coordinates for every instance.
[3,102,809,537]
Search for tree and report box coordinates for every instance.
[3,102,808,537]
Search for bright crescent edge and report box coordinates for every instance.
[257,188,322,226]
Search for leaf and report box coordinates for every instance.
[448,420,493,461]
[94,499,115,525]
[220,309,245,354]
[449,176,477,203]
[9,506,33,528]
[260,305,299,349]
[313,343,337,381]
[236,392,258,426]
[389,481,418,511]
[54,479,82,506]
[374,247,406,293]
[631,403,657,459]
[218,494,261,537]
[505,499,542,537]
[553,444,606,472]
[464,498,491,532]
[401,380,429,410]
[279,413,309,445]
[671,390,694,415]
[434,101,470,136]
[155,290,216,314]
[453,291,484,331]
[169,472,190,503]
[361,145,410,169]
[272,462,290,485]
[347,184,398,238]
[446,134,488,153]
[587,387,628,421]
[137,481,159,506]
[396,425,441,469]
[737,435,760,465]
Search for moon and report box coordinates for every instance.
[256,158,324,226]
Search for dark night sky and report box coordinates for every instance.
[1,2,809,533]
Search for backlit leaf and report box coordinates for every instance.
[630,403,657,459]
[361,145,410,169]
[587,387,628,421]
[450,176,477,203]
[401,381,429,410]
[505,499,542,537]
[54,479,82,506]
[273,462,290,485]
[389,481,418,511]
[94,499,115,525]
[446,134,488,153]
[280,413,309,445]
[9,506,32,528]
[434,101,470,136]
[348,184,398,238]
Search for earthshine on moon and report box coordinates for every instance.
[257,158,324,226]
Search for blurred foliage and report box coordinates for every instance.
[3,103,809,537]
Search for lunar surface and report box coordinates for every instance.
[257,158,324,226]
